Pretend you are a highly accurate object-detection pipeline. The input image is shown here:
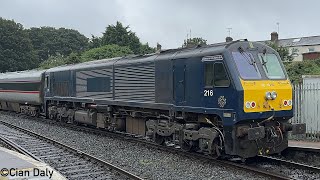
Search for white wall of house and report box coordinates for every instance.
[288,45,320,61]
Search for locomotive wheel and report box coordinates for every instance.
[155,134,164,145]
[49,114,55,120]
[181,140,194,151]
[164,136,174,147]
[57,114,62,122]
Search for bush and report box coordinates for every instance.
[38,55,67,69]
[285,59,320,83]
[81,44,133,62]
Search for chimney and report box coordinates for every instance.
[226,36,233,42]
[271,32,278,42]
[156,43,162,52]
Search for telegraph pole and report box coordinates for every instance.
[227,28,232,37]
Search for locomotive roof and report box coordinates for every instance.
[0,70,45,80]
[46,41,234,73]
[0,40,269,79]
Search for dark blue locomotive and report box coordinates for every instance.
[0,40,305,158]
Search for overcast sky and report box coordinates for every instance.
[1,0,320,48]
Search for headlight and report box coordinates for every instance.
[271,91,277,100]
[245,102,251,108]
[265,92,272,100]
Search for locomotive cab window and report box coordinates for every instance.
[204,63,230,87]
[214,63,230,87]
[205,63,214,86]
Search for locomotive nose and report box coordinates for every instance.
[242,80,292,113]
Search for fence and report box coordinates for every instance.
[292,83,320,139]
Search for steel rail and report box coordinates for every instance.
[287,146,320,154]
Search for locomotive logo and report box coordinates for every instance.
[218,96,226,108]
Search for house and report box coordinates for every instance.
[264,32,320,61]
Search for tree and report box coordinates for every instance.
[27,27,88,62]
[0,18,38,72]
[88,35,102,49]
[182,37,207,48]
[267,42,293,62]
[65,52,81,64]
[101,21,154,54]
[139,43,156,54]
[38,55,67,69]
[81,44,133,62]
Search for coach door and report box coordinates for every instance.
[173,59,186,106]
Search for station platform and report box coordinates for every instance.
[0,147,66,180]
[289,140,320,149]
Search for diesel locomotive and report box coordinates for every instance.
[0,40,306,158]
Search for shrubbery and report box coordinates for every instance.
[285,59,320,83]
[81,44,133,62]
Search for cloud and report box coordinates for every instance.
[1,0,320,48]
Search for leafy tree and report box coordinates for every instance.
[101,21,154,54]
[65,52,81,64]
[0,18,38,72]
[81,44,133,62]
[27,27,88,62]
[88,35,102,49]
[267,42,293,62]
[39,45,133,69]
[38,55,67,69]
[139,43,156,54]
[182,37,207,48]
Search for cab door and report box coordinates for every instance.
[173,59,186,106]
[202,60,231,108]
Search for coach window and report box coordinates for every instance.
[205,63,214,86]
[214,63,230,87]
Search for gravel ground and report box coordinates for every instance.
[0,112,269,180]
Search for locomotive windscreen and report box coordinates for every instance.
[232,51,286,80]
[232,52,262,79]
[257,53,286,79]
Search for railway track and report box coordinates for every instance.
[255,155,320,173]
[286,146,320,154]
[0,114,290,180]
[0,120,143,180]
[275,145,320,169]
[4,112,320,179]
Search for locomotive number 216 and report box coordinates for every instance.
[204,90,213,96]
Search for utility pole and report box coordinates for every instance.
[227,28,232,37]
[276,22,280,35]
